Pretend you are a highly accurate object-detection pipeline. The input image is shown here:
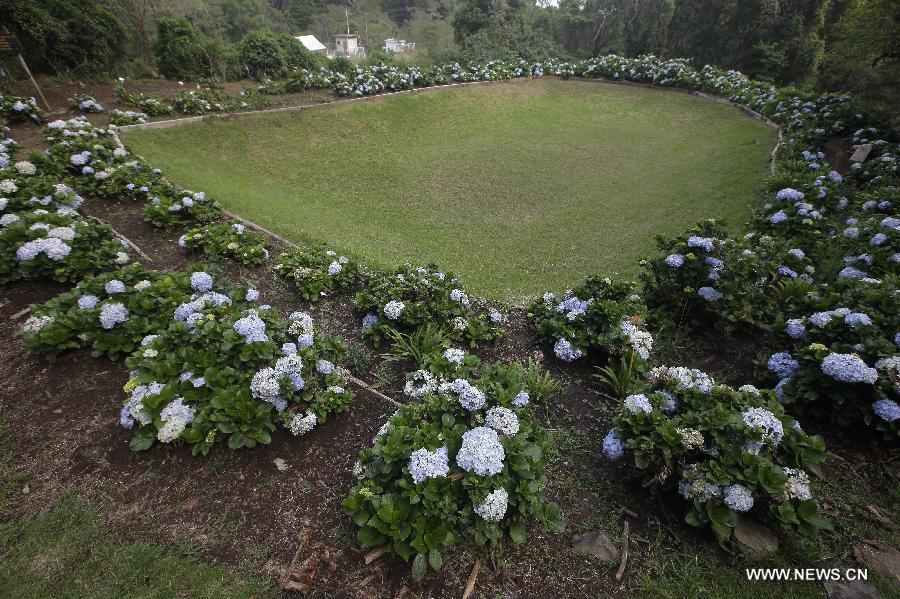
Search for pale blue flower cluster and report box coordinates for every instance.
[233,313,268,343]
[723,484,754,512]
[190,271,213,292]
[872,399,900,422]
[99,303,129,329]
[624,393,652,414]
[602,428,624,460]
[687,236,715,252]
[451,378,487,411]
[697,286,722,302]
[821,352,878,384]
[474,487,509,521]
[512,391,530,408]
[485,406,519,436]
[408,446,449,484]
[456,426,505,476]
[768,352,799,378]
[665,253,685,267]
[553,338,584,362]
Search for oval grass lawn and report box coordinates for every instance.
[123,78,777,303]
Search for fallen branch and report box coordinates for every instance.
[281,534,309,589]
[462,558,481,599]
[85,215,154,263]
[364,544,389,565]
[11,307,30,320]
[615,519,630,581]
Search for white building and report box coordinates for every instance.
[295,35,327,53]
[332,32,365,58]
[384,38,416,53]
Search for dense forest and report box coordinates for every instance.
[1,0,897,114]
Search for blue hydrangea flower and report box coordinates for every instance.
[602,428,624,460]
[553,338,584,362]
[786,319,805,339]
[723,484,754,512]
[872,399,900,422]
[190,271,213,292]
[768,352,799,378]
[821,352,877,384]
[698,287,722,302]
[665,253,685,268]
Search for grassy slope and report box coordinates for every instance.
[124,78,776,303]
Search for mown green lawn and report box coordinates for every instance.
[124,78,776,303]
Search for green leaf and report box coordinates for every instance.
[509,522,526,544]
[412,553,427,581]
[428,549,442,572]
[357,526,384,548]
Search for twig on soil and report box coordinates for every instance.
[364,544,389,565]
[11,307,30,320]
[281,534,309,589]
[85,215,154,263]
[462,558,481,599]
[615,519,630,581]
[348,375,403,408]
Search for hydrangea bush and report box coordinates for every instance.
[274,247,362,301]
[528,277,651,364]
[604,366,830,542]
[179,221,269,265]
[0,210,128,284]
[343,359,561,580]
[354,263,502,347]
[0,95,45,123]
[123,303,354,454]
[20,265,248,360]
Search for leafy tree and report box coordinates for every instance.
[0,0,125,76]
[155,18,236,80]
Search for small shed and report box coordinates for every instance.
[296,35,326,53]
[333,32,365,58]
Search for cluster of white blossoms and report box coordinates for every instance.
[443,348,465,365]
[251,367,286,411]
[449,288,470,307]
[650,366,714,394]
[22,314,54,332]
[456,426,505,476]
[383,300,405,320]
[783,467,813,500]
[157,397,195,443]
[474,488,509,522]
[451,378,487,411]
[741,407,784,454]
[619,319,653,360]
[624,393,652,414]
[289,410,317,436]
[408,446,450,484]
[120,382,164,429]
[485,406,520,436]
[403,369,439,399]
[287,311,314,348]
[676,427,704,449]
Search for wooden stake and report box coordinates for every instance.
[615,519,630,581]
[16,54,49,111]
[462,558,481,599]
